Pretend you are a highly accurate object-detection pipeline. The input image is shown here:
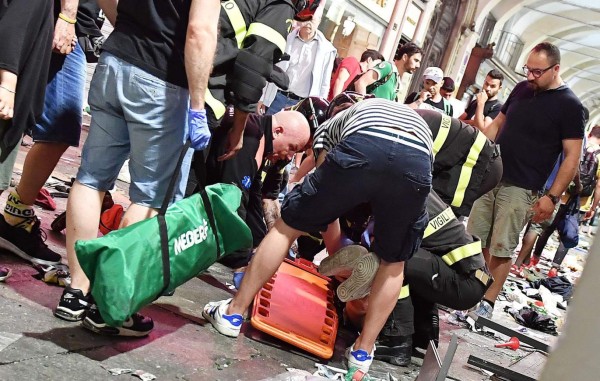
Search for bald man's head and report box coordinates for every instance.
[268,110,311,162]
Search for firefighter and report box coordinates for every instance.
[192,0,322,187]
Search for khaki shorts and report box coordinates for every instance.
[467,182,538,258]
[526,200,561,235]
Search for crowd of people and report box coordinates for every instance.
[0,0,591,377]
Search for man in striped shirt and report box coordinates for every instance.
[203,96,433,374]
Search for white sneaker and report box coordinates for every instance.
[202,298,243,337]
[345,343,375,372]
[336,252,380,302]
[319,245,368,278]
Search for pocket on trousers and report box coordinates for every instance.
[328,145,369,169]
[403,210,429,259]
[404,171,432,197]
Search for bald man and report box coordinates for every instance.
[205,108,310,282]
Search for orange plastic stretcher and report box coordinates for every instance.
[250,258,338,359]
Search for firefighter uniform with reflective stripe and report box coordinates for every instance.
[206,0,295,122]
[376,189,493,352]
[415,109,502,217]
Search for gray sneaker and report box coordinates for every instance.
[318,245,368,278]
[474,300,494,319]
[336,252,380,302]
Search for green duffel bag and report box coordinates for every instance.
[76,183,252,327]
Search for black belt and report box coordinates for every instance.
[473,268,493,288]
[279,90,303,101]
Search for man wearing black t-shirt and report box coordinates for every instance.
[467,42,585,319]
[459,69,504,131]
[59,0,221,337]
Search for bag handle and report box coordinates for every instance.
[156,141,223,295]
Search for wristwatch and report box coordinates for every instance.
[546,193,560,205]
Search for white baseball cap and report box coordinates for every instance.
[423,67,444,83]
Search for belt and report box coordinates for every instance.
[474,269,493,288]
[279,90,303,101]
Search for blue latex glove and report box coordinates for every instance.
[188,108,211,150]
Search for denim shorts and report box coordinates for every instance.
[77,53,192,208]
[32,43,86,146]
[282,133,432,263]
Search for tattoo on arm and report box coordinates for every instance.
[262,199,281,231]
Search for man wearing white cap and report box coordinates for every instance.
[405,67,453,116]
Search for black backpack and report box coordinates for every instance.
[579,148,600,197]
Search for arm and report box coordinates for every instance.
[478,111,505,141]
[532,139,583,223]
[262,199,281,231]
[472,92,492,131]
[53,0,79,55]
[585,176,600,220]
[185,0,219,111]
[458,111,468,121]
[407,90,432,110]
[354,69,378,95]
[289,153,315,183]
[97,0,118,26]
[331,68,351,98]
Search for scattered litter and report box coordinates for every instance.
[33,264,71,287]
[107,368,134,375]
[132,370,156,381]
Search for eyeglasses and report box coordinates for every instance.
[522,64,556,78]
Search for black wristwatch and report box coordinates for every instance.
[546,193,560,205]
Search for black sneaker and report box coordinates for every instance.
[0,215,62,265]
[0,266,11,282]
[82,305,154,337]
[375,334,413,366]
[54,287,91,322]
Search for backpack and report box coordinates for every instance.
[579,148,600,197]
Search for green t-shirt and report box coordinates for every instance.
[369,61,398,101]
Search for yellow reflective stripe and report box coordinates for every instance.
[451,131,487,207]
[247,23,287,53]
[441,241,482,266]
[398,285,410,299]
[423,207,456,238]
[221,0,247,48]
[205,89,226,119]
[432,114,452,157]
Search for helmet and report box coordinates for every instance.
[293,0,321,22]
[326,91,375,118]
[289,96,330,133]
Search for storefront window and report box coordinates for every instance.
[319,0,389,58]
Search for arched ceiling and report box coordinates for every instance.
[478,0,600,125]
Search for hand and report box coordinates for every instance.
[584,209,595,221]
[188,109,212,150]
[0,86,15,120]
[53,18,76,55]
[256,101,266,115]
[419,91,432,102]
[476,91,488,105]
[531,196,555,223]
[218,127,244,161]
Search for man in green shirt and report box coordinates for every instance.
[354,42,422,101]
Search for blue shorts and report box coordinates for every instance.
[282,133,432,263]
[33,43,86,146]
[76,53,192,208]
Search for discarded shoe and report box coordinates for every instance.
[34,264,71,287]
[54,287,91,321]
[0,215,62,265]
[233,271,245,290]
[547,268,558,278]
[82,304,153,337]
[99,204,124,235]
[337,253,379,302]
[0,266,11,282]
[345,343,375,373]
[202,298,243,338]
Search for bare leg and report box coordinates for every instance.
[483,256,512,302]
[514,231,538,267]
[16,142,69,204]
[354,259,405,353]
[66,181,104,294]
[228,218,301,315]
